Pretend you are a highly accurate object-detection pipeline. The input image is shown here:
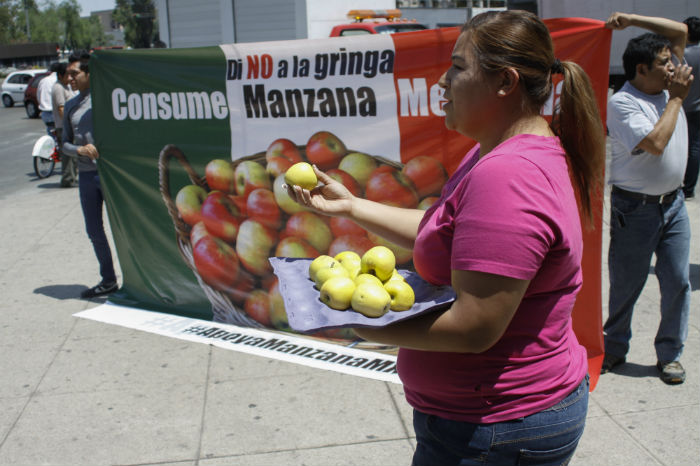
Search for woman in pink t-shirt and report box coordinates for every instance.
[288,10,605,466]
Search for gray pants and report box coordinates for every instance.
[57,128,78,187]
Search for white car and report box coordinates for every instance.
[2,69,47,108]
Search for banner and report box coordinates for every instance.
[90,19,610,388]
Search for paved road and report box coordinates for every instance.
[0,105,56,200]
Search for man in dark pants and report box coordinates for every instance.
[682,16,699,198]
[62,51,118,298]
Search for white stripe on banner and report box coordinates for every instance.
[74,303,400,384]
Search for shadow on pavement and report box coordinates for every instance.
[610,362,659,379]
[34,284,87,300]
[690,264,699,291]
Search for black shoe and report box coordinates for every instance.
[656,361,685,385]
[600,353,626,374]
[80,281,118,299]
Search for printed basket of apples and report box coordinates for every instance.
[158,131,449,333]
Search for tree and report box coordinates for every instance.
[113,0,156,48]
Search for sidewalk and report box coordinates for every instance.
[0,174,697,465]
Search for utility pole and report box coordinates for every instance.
[24,0,32,41]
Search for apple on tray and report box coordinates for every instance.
[328,235,376,258]
[320,276,356,310]
[201,191,242,243]
[305,131,346,171]
[234,160,271,198]
[175,184,207,226]
[361,245,396,282]
[367,232,413,265]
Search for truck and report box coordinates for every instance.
[329,9,428,37]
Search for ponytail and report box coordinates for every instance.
[551,62,605,226]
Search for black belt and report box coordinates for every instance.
[612,185,680,204]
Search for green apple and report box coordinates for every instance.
[334,250,361,278]
[385,269,405,283]
[361,246,396,282]
[384,280,415,311]
[351,282,391,318]
[284,162,318,190]
[308,255,339,282]
[320,276,356,310]
[355,273,384,287]
[338,152,377,188]
[314,264,350,289]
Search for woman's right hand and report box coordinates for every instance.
[285,166,355,218]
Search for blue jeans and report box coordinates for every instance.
[605,190,690,363]
[40,111,54,136]
[411,376,589,466]
[79,171,116,284]
[683,111,699,197]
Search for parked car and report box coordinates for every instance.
[1,69,47,108]
[23,72,51,118]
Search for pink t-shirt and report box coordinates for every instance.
[399,134,588,423]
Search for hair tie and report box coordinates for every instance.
[551,58,564,74]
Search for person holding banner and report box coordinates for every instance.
[287,10,604,466]
[602,13,692,385]
[63,51,119,299]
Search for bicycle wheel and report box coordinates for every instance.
[34,156,55,179]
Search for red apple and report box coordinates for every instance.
[367,231,413,265]
[201,191,242,243]
[338,152,377,188]
[244,289,272,327]
[283,211,333,254]
[236,219,277,276]
[226,268,256,305]
[329,217,366,238]
[227,194,247,217]
[234,160,271,198]
[246,188,282,229]
[265,138,303,164]
[371,165,397,176]
[326,168,362,197]
[189,221,211,247]
[275,236,320,258]
[328,235,376,258]
[305,131,346,170]
[193,235,240,294]
[365,170,419,208]
[205,159,236,194]
[402,156,447,198]
[175,184,207,226]
[272,174,307,215]
[418,196,440,210]
[266,156,294,178]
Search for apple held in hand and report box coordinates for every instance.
[384,279,415,311]
[273,174,307,215]
[201,191,241,243]
[236,219,277,276]
[284,211,332,255]
[205,159,236,194]
[175,184,207,226]
[361,246,396,282]
[401,156,447,198]
[320,276,356,310]
[244,289,272,326]
[193,235,240,294]
[328,235,376,258]
[246,188,282,229]
[306,131,346,170]
[266,138,303,164]
[326,169,362,197]
[351,282,391,318]
[365,170,419,209]
[338,152,377,188]
[234,160,271,198]
[284,162,318,191]
[275,236,319,259]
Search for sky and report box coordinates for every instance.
[77,0,117,16]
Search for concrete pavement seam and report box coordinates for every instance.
[0,317,78,453]
[383,382,413,441]
[194,344,214,466]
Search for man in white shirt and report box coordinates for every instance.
[37,63,58,135]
